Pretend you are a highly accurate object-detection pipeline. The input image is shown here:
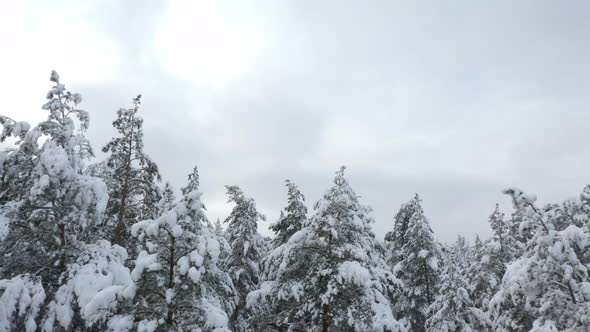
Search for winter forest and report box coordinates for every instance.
[0,72,589,332]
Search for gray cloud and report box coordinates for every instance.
[6,0,590,242]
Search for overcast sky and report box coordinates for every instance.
[2,0,590,242]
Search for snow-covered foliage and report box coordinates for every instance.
[490,187,590,331]
[393,194,441,331]
[384,194,422,268]
[246,181,308,330]
[0,72,132,331]
[181,165,200,196]
[249,167,405,332]
[222,185,266,331]
[131,185,235,331]
[102,94,161,246]
[268,180,307,248]
[157,181,176,217]
[259,180,307,284]
[2,71,590,331]
[465,210,506,313]
[426,238,491,332]
[41,240,134,331]
[0,275,45,332]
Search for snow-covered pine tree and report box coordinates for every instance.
[0,116,34,204]
[384,194,421,267]
[102,94,161,246]
[249,167,404,332]
[181,165,200,196]
[246,180,308,331]
[212,217,231,263]
[394,194,440,332]
[222,185,266,331]
[131,176,235,331]
[490,187,590,331]
[261,180,307,281]
[157,181,176,217]
[474,234,482,250]
[504,197,530,259]
[464,206,511,313]
[0,70,107,282]
[465,234,503,312]
[488,204,507,251]
[268,180,307,248]
[0,71,136,331]
[214,218,224,237]
[487,203,520,269]
[426,239,491,332]
[453,235,472,272]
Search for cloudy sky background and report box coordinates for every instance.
[2,0,589,242]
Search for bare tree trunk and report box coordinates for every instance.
[166,236,176,325]
[113,128,134,246]
[59,223,65,247]
[423,261,432,305]
[114,178,128,246]
[322,304,331,332]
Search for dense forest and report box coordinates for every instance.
[1,72,589,332]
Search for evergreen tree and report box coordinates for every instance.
[488,204,507,251]
[157,181,176,217]
[0,70,107,284]
[214,218,224,237]
[181,165,200,196]
[102,94,161,246]
[222,185,266,331]
[246,180,308,331]
[0,116,34,204]
[504,199,529,259]
[131,182,235,331]
[384,194,421,267]
[268,180,307,248]
[394,195,440,332]
[464,207,511,314]
[487,203,521,269]
[426,240,491,332]
[490,187,590,331]
[248,167,404,332]
[453,235,472,272]
[465,235,503,312]
[0,71,132,330]
[261,180,307,282]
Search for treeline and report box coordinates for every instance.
[0,72,589,332]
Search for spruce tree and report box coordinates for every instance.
[214,218,224,237]
[246,180,308,331]
[464,207,511,313]
[102,94,161,246]
[261,180,307,281]
[269,179,307,248]
[131,176,235,331]
[465,234,503,312]
[0,116,34,204]
[490,188,590,331]
[181,165,200,196]
[249,167,404,332]
[385,194,421,267]
[0,71,134,331]
[394,194,440,332]
[222,185,266,331]
[0,70,107,285]
[157,181,176,217]
[487,203,520,268]
[426,240,491,332]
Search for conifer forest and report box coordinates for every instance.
[0,72,589,332]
